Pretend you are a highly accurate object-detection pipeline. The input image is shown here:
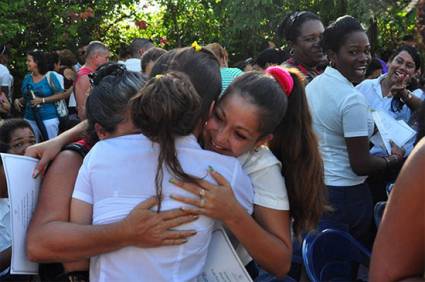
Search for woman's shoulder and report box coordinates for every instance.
[356,76,383,91]
[22,73,32,82]
[238,146,281,174]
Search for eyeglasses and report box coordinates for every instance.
[88,63,127,86]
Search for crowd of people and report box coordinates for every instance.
[0,10,424,282]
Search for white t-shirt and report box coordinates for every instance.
[124,58,141,73]
[238,146,289,210]
[0,199,10,253]
[0,64,12,100]
[236,146,289,265]
[356,75,424,156]
[48,71,65,90]
[356,74,424,123]
[72,134,253,282]
[306,67,370,186]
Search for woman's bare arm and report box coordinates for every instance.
[26,151,198,263]
[370,139,425,282]
[171,170,292,278]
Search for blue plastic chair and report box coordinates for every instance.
[374,201,387,227]
[302,229,371,282]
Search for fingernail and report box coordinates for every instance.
[169,178,177,184]
[192,215,199,219]
[190,231,197,235]
[32,169,39,178]
[208,165,214,172]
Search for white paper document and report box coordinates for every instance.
[1,153,40,275]
[371,111,416,155]
[198,227,253,282]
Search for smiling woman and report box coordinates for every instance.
[355,45,423,203]
[306,15,404,244]
[279,11,325,83]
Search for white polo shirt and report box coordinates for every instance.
[124,58,141,73]
[356,75,423,156]
[356,74,424,123]
[306,67,370,186]
[0,64,12,100]
[72,134,253,282]
[238,146,289,210]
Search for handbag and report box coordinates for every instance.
[46,71,69,118]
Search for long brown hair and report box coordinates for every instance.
[131,71,202,211]
[267,69,327,237]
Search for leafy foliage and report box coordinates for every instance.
[0,0,421,89]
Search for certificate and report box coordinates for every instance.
[198,227,253,282]
[1,153,40,275]
[371,111,416,154]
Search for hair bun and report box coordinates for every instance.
[265,66,294,96]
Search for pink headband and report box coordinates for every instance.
[265,66,294,96]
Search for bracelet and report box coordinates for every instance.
[401,90,413,103]
[383,155,400,169]
[42,98,45,104]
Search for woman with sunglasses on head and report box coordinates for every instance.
[27,64,201,281]
[306,15,404,244]
[26,50,237,280]
[279,11,326,84]
[26,47,327,280]
[69,71,253,281]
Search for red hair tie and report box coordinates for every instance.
[265,66,294,96]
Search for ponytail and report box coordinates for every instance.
[221,68,327,236]
[131,71,202,211]
[266,66,327,237]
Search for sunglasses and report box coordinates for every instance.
[88,63,127,86]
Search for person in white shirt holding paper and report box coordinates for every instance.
[356,45,423,203]
[306,16,404,244]
[356,45,423,156]
[0,119,36,278]
[70,71,253,282]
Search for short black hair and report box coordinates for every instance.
[0,119,33,153]
[255,48,289,69]
[365,57,383,78]
[322,15,365,53]
[129,38,154,57]
[278,11,321,42]
[392,45,421,71]
[46,51,60,71]
[141,47,166,73]
[28,50,49,75]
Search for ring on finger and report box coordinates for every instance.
[200,198,206,208]
[199,188,206,197]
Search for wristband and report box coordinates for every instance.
[401,90,413,103]
[42,98,45,104]
[384,155,400,169]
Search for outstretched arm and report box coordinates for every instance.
[370,139,425,282]
[25,121,88,177]
[26,150,197,263]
